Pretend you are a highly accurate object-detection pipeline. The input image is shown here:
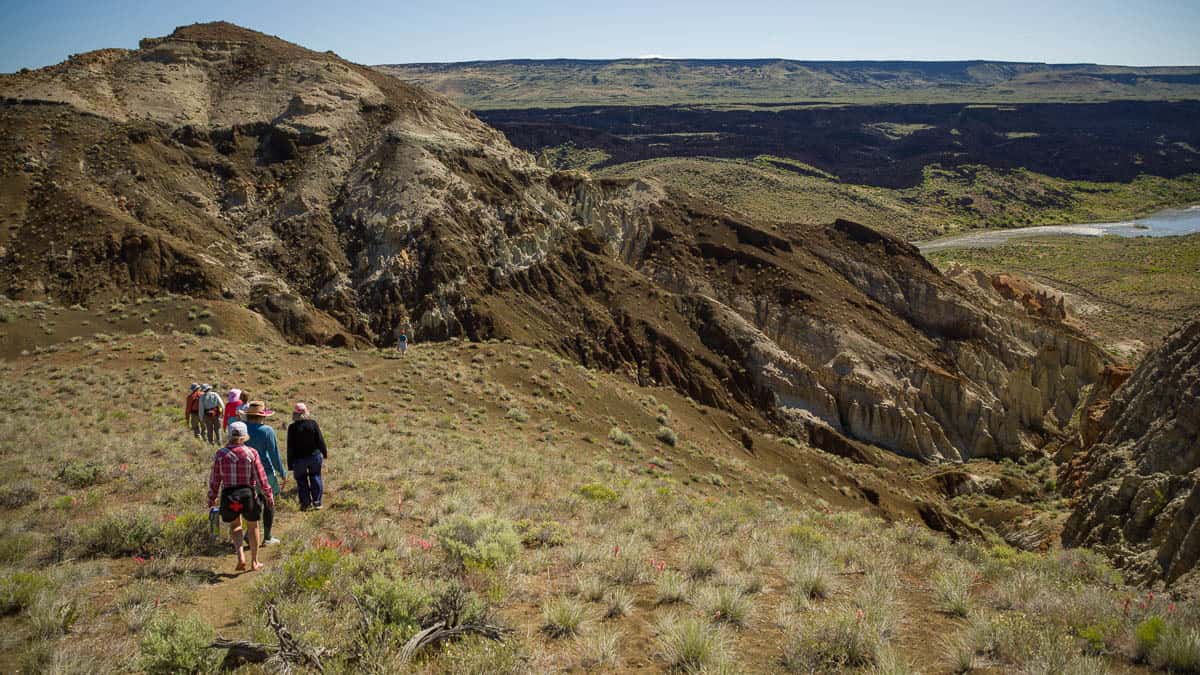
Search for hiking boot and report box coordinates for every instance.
[313,503,322,511]
[262,537,281,546]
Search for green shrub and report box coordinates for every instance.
[0,530,38,565]
[434,514,521,570]
[78,511,163,557]
[58,460,107,488]
[0,571,52,615]
[515,519,569,548]
[541,596,587,637]
[1135,615,1166,661]
[139,612,216,674]
[195,324,213,336]
[504,407,530,423]
[577,482,619,503]
[655,426,678,446]
[608,427,634,447]
[280,546,342,593]
[354,573,429,646]
[784,524,827,553]
[161,513,217,556]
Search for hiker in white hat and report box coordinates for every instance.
[207,421,274,572]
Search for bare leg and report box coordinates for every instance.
[230,518,245,568]
[245,521,263,570]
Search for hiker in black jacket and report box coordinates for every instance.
[287,403,328,511]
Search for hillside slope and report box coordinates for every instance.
[1063,320,1200,591]
[0,22,1110,467]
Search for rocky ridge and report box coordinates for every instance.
[0,23,1109,465]
[1063,320,1200,591]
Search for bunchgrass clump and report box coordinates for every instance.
[542,596,588,638]
[1149,623,1200,672]
[933,565,976,617]
[698,584,752,627]
[656,614,730,672]
[575,572,609,603]
[790,554,834,601]
[655,570,690,605]
[604,587,635,619]
[579,627,622,669]
[608,427,634,447]
[655,426,678,446]
[782,609,881,671]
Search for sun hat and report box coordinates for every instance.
[201,383,212,392]
[228,421,249,439]
[227,388,242,403]
[189,383,199,392]
[244,401,274,417]
[293,402,308,414]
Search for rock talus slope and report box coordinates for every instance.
[1063,320,1200,590]
[0,23,1107,464]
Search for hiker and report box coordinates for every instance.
[207,421,274,572]
[184,383,202,438]
[237,390,249,420]
[287,403,328,511]
[397,329,408,355]
[199,384,224,445]
[223,389,242,433]
[244,401,285,545]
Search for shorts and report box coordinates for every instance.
[219,486,263,522]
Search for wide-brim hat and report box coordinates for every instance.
[244,401,274,417]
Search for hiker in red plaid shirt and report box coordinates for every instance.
[208,421,275,572]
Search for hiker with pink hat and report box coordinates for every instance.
[244,401,285,545]
[287,402,328,511]
[223,388,242,433]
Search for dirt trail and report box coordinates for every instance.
[182,358,404,633]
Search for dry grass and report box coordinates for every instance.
[0,330,1193,672]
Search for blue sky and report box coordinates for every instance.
[2,0,1199,72]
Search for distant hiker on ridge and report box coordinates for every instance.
[397,329,408,355]
[244,401,285,545]
[184,383,202,438]
[287,402,328,511]
[208,421,273,572]
[199,384,224,445]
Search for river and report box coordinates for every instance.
[917,205,1200,252]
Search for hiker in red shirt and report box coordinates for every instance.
[223,388,242,433]
[208,421,274,572]
[184,383,202,438]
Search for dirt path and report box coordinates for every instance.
[182,358,403,633]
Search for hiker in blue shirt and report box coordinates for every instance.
[397,330,408,355]
[243,401,285,545]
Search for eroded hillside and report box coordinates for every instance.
[0,23,1117,469]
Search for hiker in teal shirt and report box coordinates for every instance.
[243,401,285,545]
